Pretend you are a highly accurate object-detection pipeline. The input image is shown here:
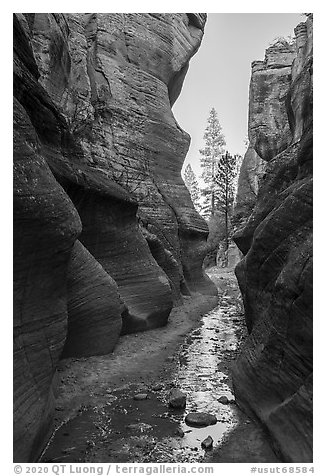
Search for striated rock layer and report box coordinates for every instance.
[25,12,216,299]
[13,13,215,461]
[232,16,313,462]
[63,240,124,357]
[233,146,266,239]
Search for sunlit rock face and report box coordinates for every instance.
[233,42,295,248]
[233,15,313,462]
[249,42,296,161]
[13,13,214,461]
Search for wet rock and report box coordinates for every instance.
[218,396,229,405]
[185,412,217,427]
[133,394,148,401]
[168,389,187,409]
[201,436,213,450]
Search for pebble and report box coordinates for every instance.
[201,436,214,450]
[152,383,164,391]
[218,395,229,405]
[133,393,148,401]
[168,388,187,409]
[185,412,217,427]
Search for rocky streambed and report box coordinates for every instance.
[39,268,279,463]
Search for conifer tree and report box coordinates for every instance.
[213,151,238,254]
[199,108,226,216]
[183,164,200,211]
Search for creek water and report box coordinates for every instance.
[40,273,254,463]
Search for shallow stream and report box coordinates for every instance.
[40,270,276,463]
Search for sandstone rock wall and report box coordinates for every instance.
[232,15,313,462]
[13,13,215,462]
[25,12,216,297]
[233,38,296,240]
[233,146,266,241]
[249,41,296,161]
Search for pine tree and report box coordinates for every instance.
[183,164,200,211]
[213,151,238,257]
[199,108,226,216]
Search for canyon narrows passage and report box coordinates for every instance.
[13,13,313,464]
[38,268,277,463]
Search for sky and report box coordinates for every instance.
[172,13,303,177]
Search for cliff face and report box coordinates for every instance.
[25,12,215,297]
[248,41,296,161]
[233,39,296,241]
[233,146,266,237]
[13,13,215,462]
[233,16,313,462]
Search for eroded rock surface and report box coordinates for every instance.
[63,240,124,358]
[232,15,313,462]
[249,41,296,161]
[233,147,266,238]
[13,13,215,462]
[14,17,82,461]
[25,12,216,299]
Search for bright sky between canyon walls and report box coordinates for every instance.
[173,13,303,176]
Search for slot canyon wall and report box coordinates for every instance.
[13,13,216,462]
[233,16,313,462]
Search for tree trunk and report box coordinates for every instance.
[225,176,229,267]
[211,160,215,214]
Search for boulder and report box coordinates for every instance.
[168,389,187,409]
[185,412,217,427]
[201,436,214,450]
[218,396,229,405]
